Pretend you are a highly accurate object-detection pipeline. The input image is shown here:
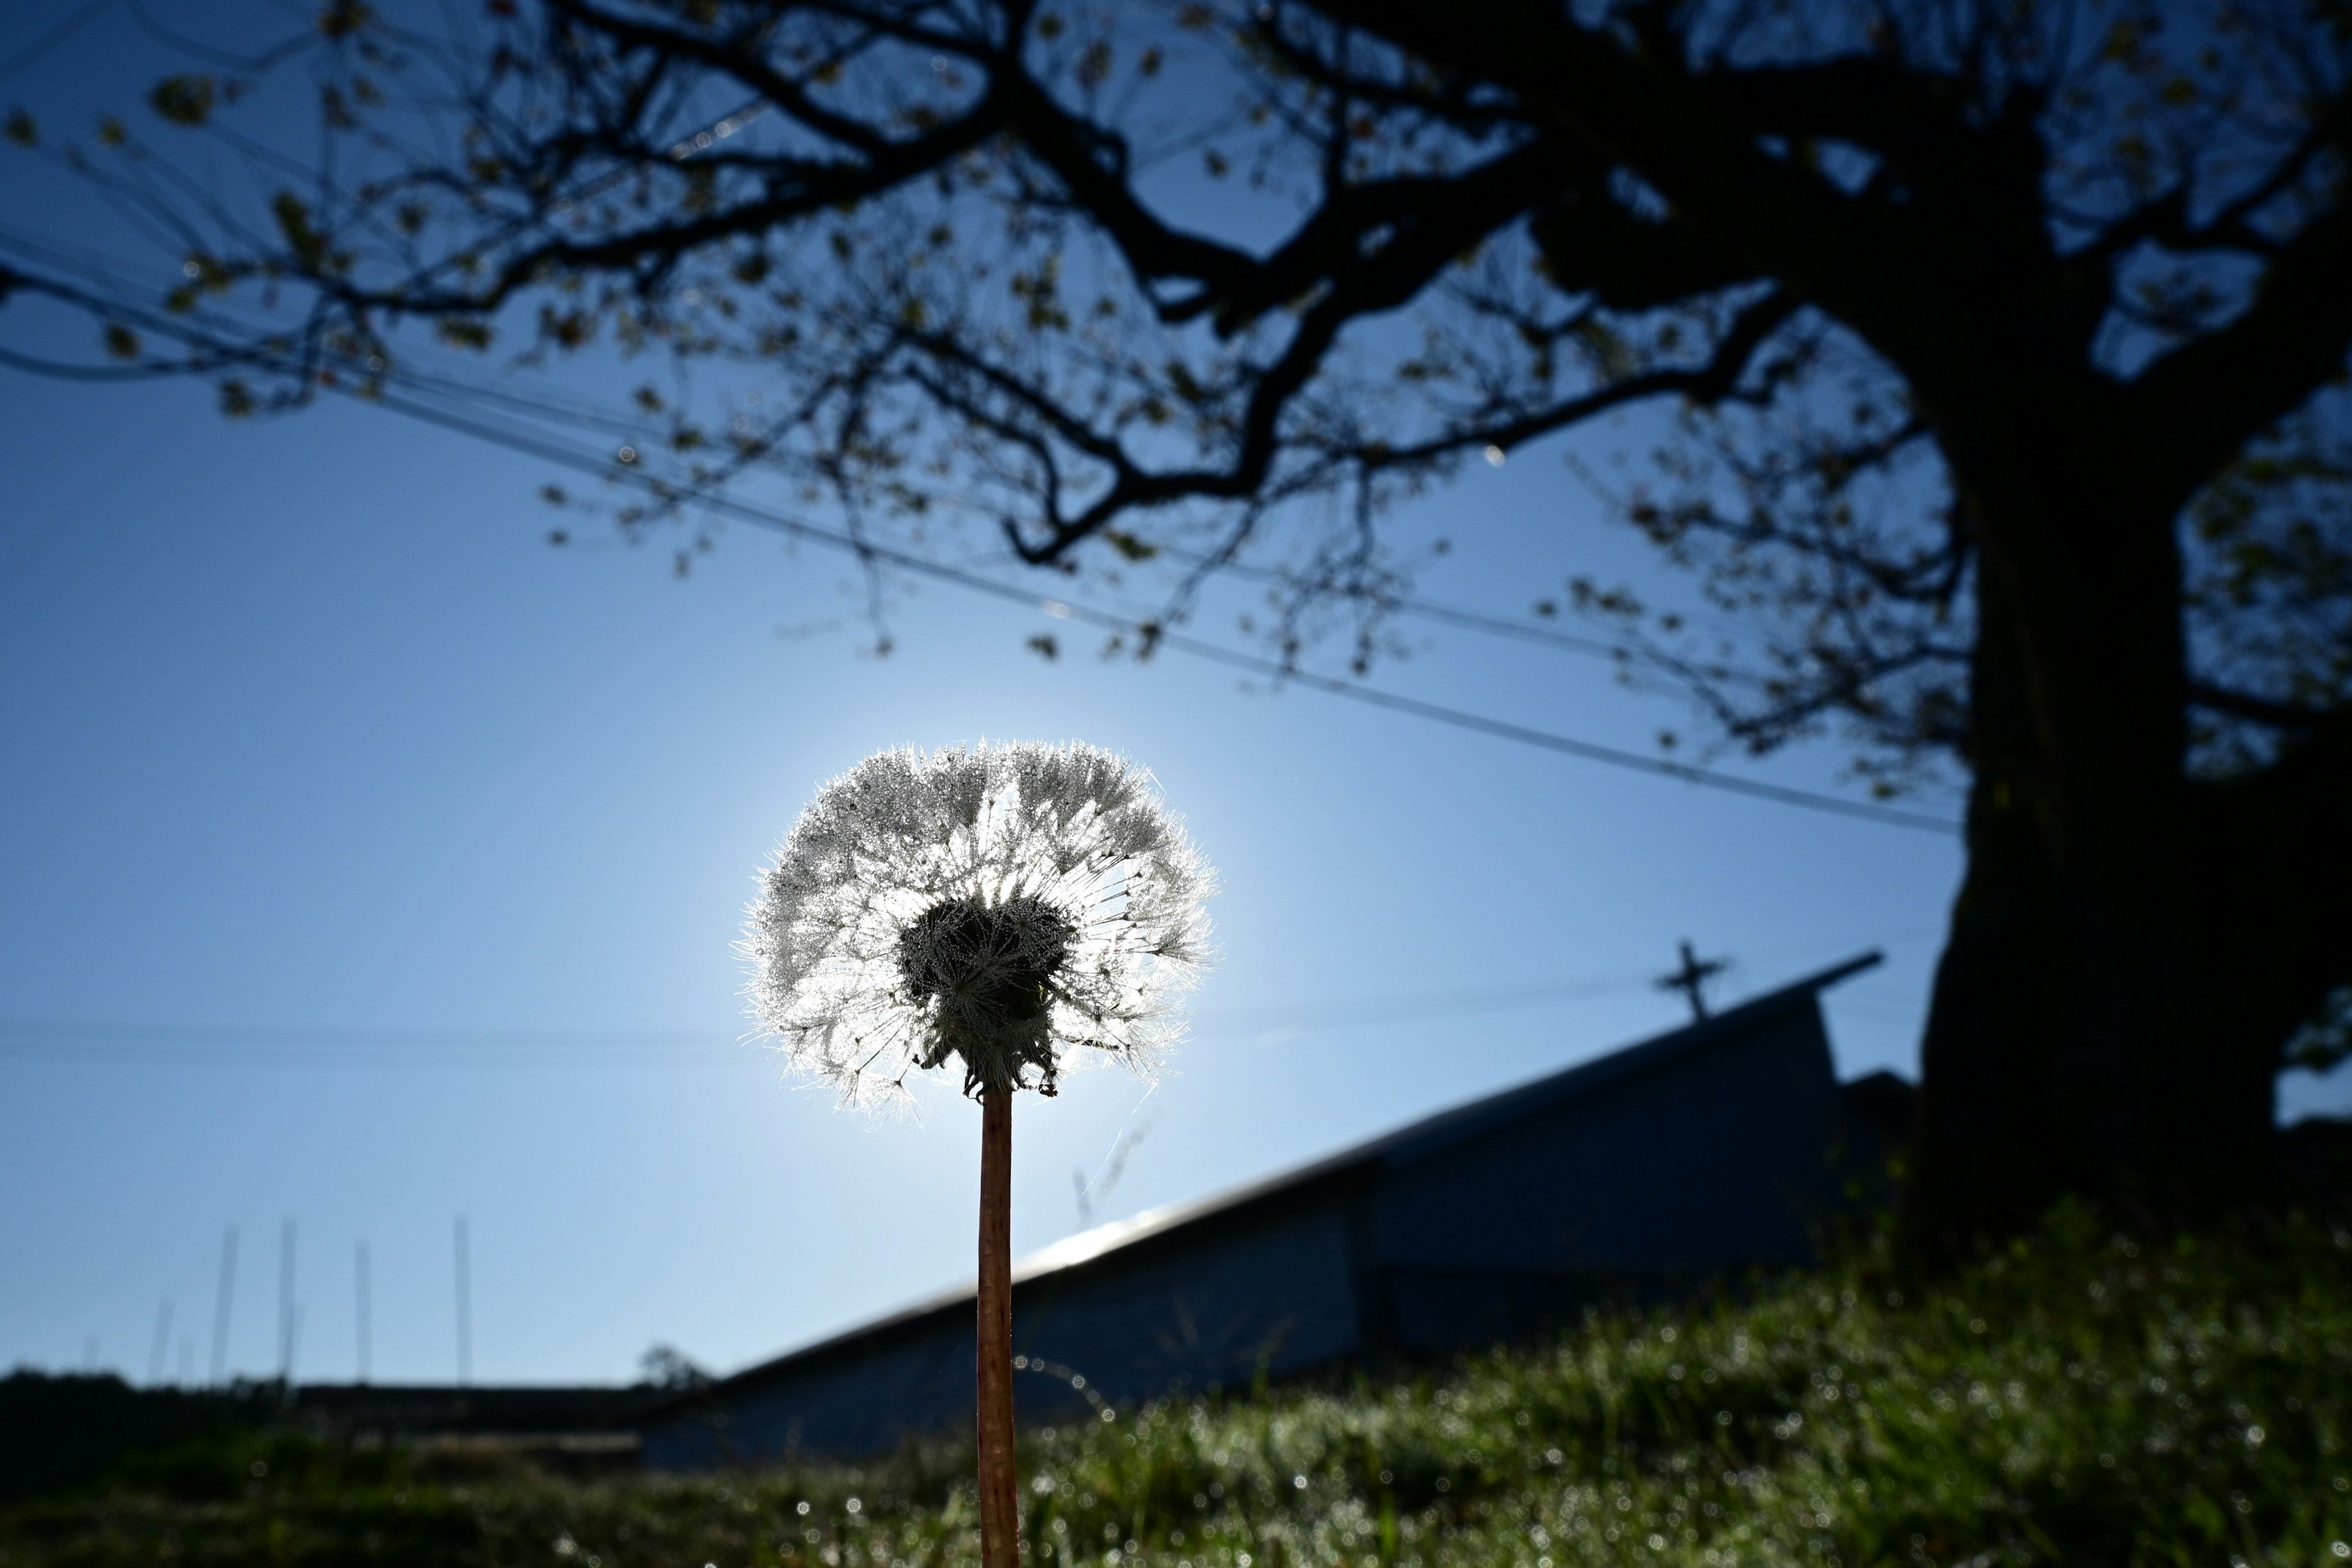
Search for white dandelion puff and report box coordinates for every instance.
[742,741,1216,1106]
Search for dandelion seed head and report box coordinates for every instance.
[744,741,1215,1107]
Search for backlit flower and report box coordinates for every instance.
[744,742,1215,1105]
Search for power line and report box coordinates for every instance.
[0,1017,725,1047]
[0,223,1754,675]
[0,971,1673,1067]
[0,0,116,86]
[360,378,1963,835]
[0,239,1960,835]
[363,347,1792,695]
[0,944,1929,1071]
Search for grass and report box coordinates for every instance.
[5,1206,2350,1568]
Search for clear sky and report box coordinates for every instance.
[1,1,2342,1390]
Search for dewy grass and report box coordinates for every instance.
[6,1208,2349,1568]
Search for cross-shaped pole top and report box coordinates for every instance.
[1656,939,1730,1023]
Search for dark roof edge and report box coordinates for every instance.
[1374,949,1882,1165]
[653,951,1882,1417]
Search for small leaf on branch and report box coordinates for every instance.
[149,76,216,127]
[272,191,327,270]
[316,1,374,40]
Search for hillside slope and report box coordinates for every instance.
[6,1208,2348,1568]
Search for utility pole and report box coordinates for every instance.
[146,1299,174,1386]
[453,1215,472,1387]
[276,1218,297,1388]
[1656,940,1731,1023]
[208,1226,238,1385]
[355,1241,372,1385]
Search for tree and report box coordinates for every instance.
[3,0,2348,1246]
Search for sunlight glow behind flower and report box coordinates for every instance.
[744,742,1215,1106]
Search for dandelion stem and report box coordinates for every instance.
[976,1086,1020,1568]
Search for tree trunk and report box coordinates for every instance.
[1906,450,2315,1250]
[976,1089,1020,1568]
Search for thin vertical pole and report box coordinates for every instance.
[355,1242,372,1385]
[208,1226,238,1385]
[976,1088,1019,1568]
[453,1215,472,1387]
[146,1299,174,1386]
[277,1219,296,1385]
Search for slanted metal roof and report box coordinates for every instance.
[663,951,1882,1408]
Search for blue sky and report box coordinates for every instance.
[1,0,2341,1390]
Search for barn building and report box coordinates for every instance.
[643,952,1900,1466]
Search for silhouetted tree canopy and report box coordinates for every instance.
[4,0,2348,1240]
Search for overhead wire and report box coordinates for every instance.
[0,969,1672,1065]
[0,224,1962,836]
[0,30,1940,816]
[366,373,1967,835]
[0,944,1937,1068]
[345,348,1796,699]
[0,0,118,86]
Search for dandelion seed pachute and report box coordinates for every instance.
[744,741,1215,1104]
[743,741,1212,1568]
